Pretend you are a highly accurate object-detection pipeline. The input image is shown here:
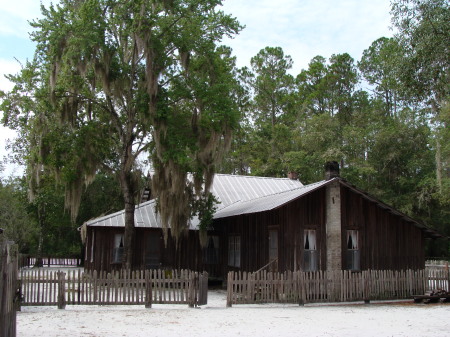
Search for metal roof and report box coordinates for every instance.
[85,174,444,239]
[86,174,304,229]
[214,180,330,219]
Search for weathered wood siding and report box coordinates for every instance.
[213,188,327,278]
[84,182,426,278]
[340,185,425,270]
[213,184,425,279]
[84,227,204,272]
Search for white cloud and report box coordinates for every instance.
[221,0,393,74]
[0,0,53,37]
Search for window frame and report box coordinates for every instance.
[346,229,360,271]
[228,235,241,268]
[303,229,318,272]
[112,233,124,264]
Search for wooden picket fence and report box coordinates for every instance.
[426,264,449,291]
[0,241,18,337]
[19,269,208,308]
[226,269,434,306]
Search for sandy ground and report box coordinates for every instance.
[17,289,450,337]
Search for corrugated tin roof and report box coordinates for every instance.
[85,175,444,239]
[86,174,304,229]
[85,199,160,228]
[214,180,330,219]
[210,174,303,208]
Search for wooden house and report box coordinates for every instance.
[82,163,442,278]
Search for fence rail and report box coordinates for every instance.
[19,257,81,268]
[226,268,449,306]
[19,269,208,308]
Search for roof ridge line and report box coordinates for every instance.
[214,173,302,181]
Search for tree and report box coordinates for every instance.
[151,45,242,246]
[327,53,358,123]
[391,0,449,208]
[241,47,296,177]
[1,0,242,268]
[296,55,329,116]
[0,177,39,254]
[358,37,404,116]
[248,47,295,128]
[391,0,449,107]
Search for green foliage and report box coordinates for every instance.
[358,37,404,116]
[0,177,39,254]
[1,0,243,258]
[225,33,448,257]
[193,192,218,246]
[77,174,124,225]
[391,0,449,105]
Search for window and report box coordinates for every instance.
[268,229,279,272]
[228,235,240,268]
[112,233,124,264]
[303,229,318,271]
[346,230,360,271]
[203,236,219,264]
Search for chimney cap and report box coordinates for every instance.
[325,161,340,180]
[288,171,298,180]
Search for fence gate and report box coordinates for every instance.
[0,240,18,337]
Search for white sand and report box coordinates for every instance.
[17,290,450,337]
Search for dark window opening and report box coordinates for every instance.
[203,236,219,264]
[112,233,124,264]
[228,236,240,268]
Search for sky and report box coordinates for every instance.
[0,0,394,177]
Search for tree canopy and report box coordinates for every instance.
[1,0,448,260]
[1,0,242,268]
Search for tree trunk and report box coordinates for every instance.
[120,170,136,271]
[436,137,442,194]
[34,203,45,267]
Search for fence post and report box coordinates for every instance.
[145,270,152,308]
[226,271,233,307]
[1,239,18,337]
[57,271,66,309]
[363,270,370,304]
[298,272,305,306]
[14,279,22,312]
[198,272,208,306]
[446,262,450,292]
[188,271,196,308]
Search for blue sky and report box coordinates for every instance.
[0,0,393,176]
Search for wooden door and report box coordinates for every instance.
[145,231,161,269]
[269,229,278,272]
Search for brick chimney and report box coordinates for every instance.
[288,171,298,180]
[324,161,340,180]
[325,161,342,272]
